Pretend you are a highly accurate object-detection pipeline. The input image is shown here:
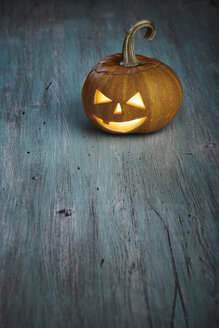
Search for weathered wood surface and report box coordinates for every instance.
[0,0,218,327]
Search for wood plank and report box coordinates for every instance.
[0,0,218,327]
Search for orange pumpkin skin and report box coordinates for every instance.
[82,53,183,134]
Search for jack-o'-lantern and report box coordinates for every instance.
[81,20,183,134]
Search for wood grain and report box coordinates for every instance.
[0,0,218,327]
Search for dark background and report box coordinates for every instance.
[0,0,218,327]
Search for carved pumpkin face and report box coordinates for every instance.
[92,89,147,133]
[81,20,183,134]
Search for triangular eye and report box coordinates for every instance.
[126,92,145,109]
[94,89,112,104]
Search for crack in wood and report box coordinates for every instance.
[171,283,178,328]
[178,214,191,278]
[148,202,189,328]
[45,81,52,90]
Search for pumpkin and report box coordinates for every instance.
[81,20,183,134]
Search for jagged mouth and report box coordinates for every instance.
[93,115,147,133]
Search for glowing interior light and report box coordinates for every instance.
[126,92,145,109]
[94,89,112,104]
[113,103,122,114]
[93,115,147,133]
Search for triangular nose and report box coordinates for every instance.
[113,103,122,114]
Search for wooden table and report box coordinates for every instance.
[0,0,218,327]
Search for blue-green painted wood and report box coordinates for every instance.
[0,0,218,327]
